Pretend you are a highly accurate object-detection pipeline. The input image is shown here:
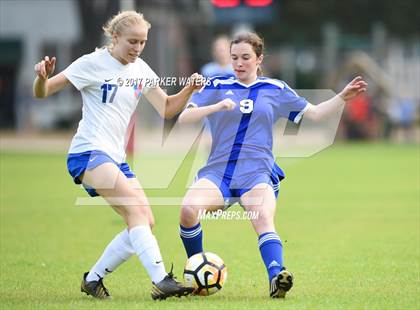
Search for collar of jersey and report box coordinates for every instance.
[213,76,283,89]
[235,78,263,88]
[104,48,131,67]
[213,77,262,88]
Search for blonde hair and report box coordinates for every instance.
[102,11,151,49]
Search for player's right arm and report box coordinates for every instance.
[304,76,367,121]
[33,56,70,98]
[178,98,235,123]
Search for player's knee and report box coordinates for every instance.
[180,204,200,224]
[257,212,272,223]
[252,212,274,232]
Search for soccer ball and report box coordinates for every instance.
[183,252,227,296]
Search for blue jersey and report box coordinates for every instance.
[189,75,308,182]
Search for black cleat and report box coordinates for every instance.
[270,267,293,298]
[80,272,111,299]
[151,265,194,300]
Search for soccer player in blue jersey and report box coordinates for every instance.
[178,32,367,298]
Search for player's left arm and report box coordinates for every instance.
[304,76,367,121]
[145,73,205,119]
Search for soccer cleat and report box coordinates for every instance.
[270,267,293,298]
[80,272,111,299]
[151,265,194,300]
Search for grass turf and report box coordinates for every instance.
[0,143,419,309]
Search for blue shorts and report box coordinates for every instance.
[67,150,135,197]
[196,162,284,208]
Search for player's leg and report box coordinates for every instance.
[80,228,132,299]
[81,171,156,281]
[81,163,192,299]
[121,177,194,300]
[179,178,225,257]
[101,164,155,228]
[121,176,193,300]
[79,163,161,297]
[126,177,155,229]
[81,162,151,228]
[240,183,293,298]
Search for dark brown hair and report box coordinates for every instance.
[230,32,264,75]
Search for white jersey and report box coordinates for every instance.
[63,48,158,162]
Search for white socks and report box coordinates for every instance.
[86,229,133,282]
[86,225,167,284]
[128,225,167,284]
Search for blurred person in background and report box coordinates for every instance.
[386,94,418,143]
[201,35,235,78]
[343,91,373,139]
[177,32,367,299]
[33,10,202,300]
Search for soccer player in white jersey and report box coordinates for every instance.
[177,32,367,298]
[33,11,202,300]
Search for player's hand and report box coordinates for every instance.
[338,76,367,101]
[216,98,236,112]
[34,56,56,80]
[188,73,206,90]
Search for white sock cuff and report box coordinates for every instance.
[108,230,134,259]
[129,225,166,283]
[116,229,133,252]
[129,225,158,256]
[129,225,151,234]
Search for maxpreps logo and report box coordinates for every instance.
[133,82,143,99]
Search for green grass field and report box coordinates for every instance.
[1,143,419,309]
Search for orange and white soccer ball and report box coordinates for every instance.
[183,252,227,296]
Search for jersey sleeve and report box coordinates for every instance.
[187,80,221,109]
[139,60,159,94]
[276,83,309,123]
[62,55,94,90]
